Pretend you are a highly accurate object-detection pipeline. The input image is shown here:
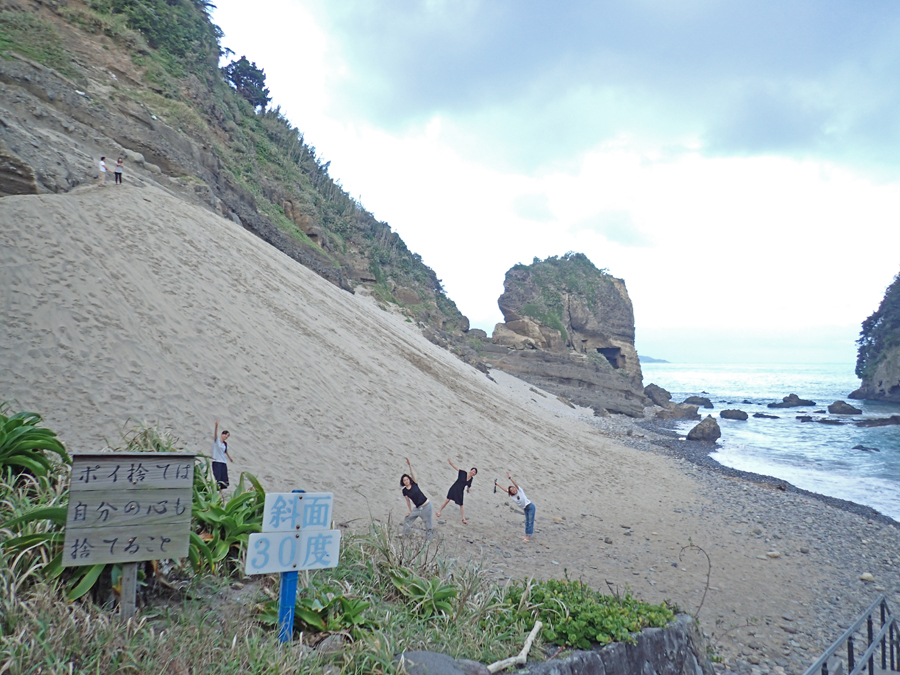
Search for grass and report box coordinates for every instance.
[0,12,85,83]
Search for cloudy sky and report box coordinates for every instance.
[212,0,900,364]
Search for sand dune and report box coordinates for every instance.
[0,184,695,518]
[4,183,896,670]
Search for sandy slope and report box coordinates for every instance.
[3,183,895,671]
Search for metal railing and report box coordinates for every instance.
[804,595,899,675]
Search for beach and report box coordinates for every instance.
[2,184,899,674]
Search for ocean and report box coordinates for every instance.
[639,362,900,522]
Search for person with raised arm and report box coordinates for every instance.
[211,420,233,490]
[495,471,536,542]
[435,459,477,524]
[400,457,433,539]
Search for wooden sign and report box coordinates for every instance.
[63,452,195,567]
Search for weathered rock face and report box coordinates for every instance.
[852,271,900,403]
[720,409,749,420]
[644,383,672,408]
[489,254,646,416]
[687,415,721,441]
[827,400,862,415]
[489,349,647,416]
[850,344,900,403]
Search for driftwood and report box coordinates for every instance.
[487,621,543,673]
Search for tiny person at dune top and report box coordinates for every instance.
[495,471,536,542]
[435,459,477,524]
[212,420,233,490]
[400,457,432,539]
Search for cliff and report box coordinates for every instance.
[486,253,647,416]
[851,269,900,402]
[0,0,466,333]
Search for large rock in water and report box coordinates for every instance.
[644,383,672,407]
[489,254,647,416]
[828,400,862,415]
[768,393,816,408]
[720,409,748,420]
[687,415,721,441]
[683,396,713,409]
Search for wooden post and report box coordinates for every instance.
[120,561,138,621]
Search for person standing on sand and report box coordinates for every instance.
[212,420,232,490]
[114,157,124,185]
[435,459,477,524]
[494,471,536,542]
[400,457,433,539]
[98,156,107,186]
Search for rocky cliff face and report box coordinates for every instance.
[488,254,646,416]
[0,0,466,334]
[851,270,900,402]
[850,345,900,402]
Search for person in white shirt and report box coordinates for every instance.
[98,156,107,186]
[495,471,536,542]
[212,420,232,490]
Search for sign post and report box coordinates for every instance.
[245,490,341,642]
[63,452,196,620]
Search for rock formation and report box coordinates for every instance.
[687,416,721,442]
[655,404,701,420]
[487,254,646,416]
[683,396,713,409]
[720,409,748,420]
[767,394,816,408]
[644,383,672,408]
[827,401,862,415]
[851,270,900,403]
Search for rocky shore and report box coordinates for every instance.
[586,413,900,674]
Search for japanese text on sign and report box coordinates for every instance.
[262,492,333,532]
[63,453,195,567]
[245,530,342,575]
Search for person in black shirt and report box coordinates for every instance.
[435,459,477,524]
[401,457,433,538]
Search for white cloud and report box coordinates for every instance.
[212,1,900,362]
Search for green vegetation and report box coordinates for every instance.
[0,404,69,477]
[856,269,900,380]
[511,253,614,344]
[497,578,674,650]
[0,11,85,82]
[224,55,271,111]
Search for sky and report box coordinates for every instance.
[211,0,900,365]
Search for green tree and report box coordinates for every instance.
[856,269,900,379]
[223,55,271,111]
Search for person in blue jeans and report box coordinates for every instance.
[495,471,536,542]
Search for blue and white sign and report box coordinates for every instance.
[245,529,342,575]
[262,492,333,532]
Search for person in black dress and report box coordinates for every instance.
[400,457,432,538]
[435,458,477,524]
